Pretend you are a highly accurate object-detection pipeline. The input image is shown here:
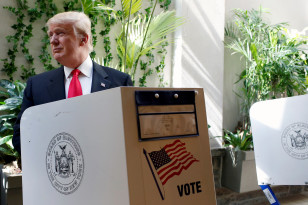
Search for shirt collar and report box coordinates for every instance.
[64,55,93,79]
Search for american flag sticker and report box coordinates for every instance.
[143,139,199,200]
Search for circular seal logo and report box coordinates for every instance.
[46,132,84,195]
[281,122,308,160]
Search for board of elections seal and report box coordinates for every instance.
[281,122,308,160]
[46,132,84,195]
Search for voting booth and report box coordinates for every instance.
[20,87,216,205]
[250,94,308,204]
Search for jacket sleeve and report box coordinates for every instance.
[13,77,34,154]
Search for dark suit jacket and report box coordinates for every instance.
[13,61,133,154]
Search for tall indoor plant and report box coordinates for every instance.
[224,7,308,128]
[81,0,184,86]
[222,6,308,193]
[116,0,184,85]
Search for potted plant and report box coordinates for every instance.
[221,128,259,193]
[0,79,24,205]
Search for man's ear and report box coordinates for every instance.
[80,34,89,46]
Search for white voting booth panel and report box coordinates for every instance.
[250,94,308,186]
[20,87,216,205]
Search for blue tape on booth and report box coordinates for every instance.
[259,185,280,205]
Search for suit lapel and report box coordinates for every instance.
[91,61,112,93]
[45,62,110,101]
[46,67,66,101]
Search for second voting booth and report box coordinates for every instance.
[250,94,308,204]
[20,87,216,204]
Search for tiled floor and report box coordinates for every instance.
[254,192,308,205]
[279,192,308,204]
[217,186,308,205]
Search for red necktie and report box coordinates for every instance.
[68,69,82,98]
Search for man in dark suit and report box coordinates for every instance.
[13,11,133,154]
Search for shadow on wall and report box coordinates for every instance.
[180,1,224,144]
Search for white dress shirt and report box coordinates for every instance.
[64,55,93,98]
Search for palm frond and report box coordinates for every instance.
[143,11,185,48]
[121,0,142,18]
[80,0,115,17]
[117,11,184,73]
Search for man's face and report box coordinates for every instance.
[48,23,86,68]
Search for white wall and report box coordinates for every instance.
[223,0,308,131]
[225,0,308,31]
[172,0,225,148]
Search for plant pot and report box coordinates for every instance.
[0,170,22,205]
[221,148,259,193]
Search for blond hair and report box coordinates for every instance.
[47,11,93,52]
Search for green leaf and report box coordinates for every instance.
[0,135,12,146]
[0,104,16,111]
[5,97,22,106]
[0,91,9,97]
[0,146,16,157]
[0,114,17,121]
[0,79,15,90]
[250,43,259,65]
